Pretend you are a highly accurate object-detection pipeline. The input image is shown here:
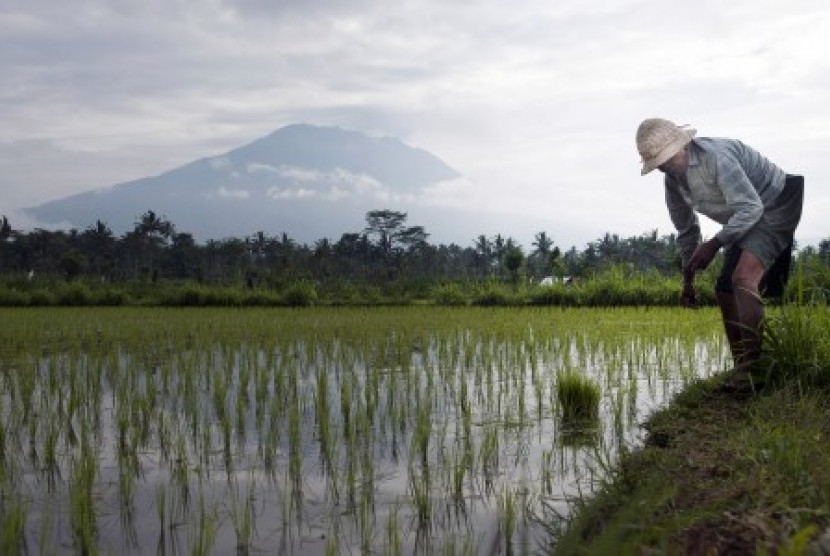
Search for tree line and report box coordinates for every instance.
[2,208,830,307]
[0,209,687,285]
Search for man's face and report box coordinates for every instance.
[658,147,688,178]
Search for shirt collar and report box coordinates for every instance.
[687,139,700,167]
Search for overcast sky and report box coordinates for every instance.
[2,0,829,249]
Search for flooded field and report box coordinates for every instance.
[0,307,728,554]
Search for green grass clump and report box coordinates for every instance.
[471,282,518,306]
[431,283,468,306]
[759,303,830,388]
[281,281,318,306]
[556,371,600,421]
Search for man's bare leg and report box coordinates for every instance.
[731,250,766,366]
[716,291,744,365]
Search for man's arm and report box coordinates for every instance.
[713,153,764,246]
[665,180,701,268]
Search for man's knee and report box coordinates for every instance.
[731,271,761,294]
[731,252,765,292]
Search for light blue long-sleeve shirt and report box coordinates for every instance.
[664,137,787,265]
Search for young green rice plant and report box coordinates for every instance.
[287,376,303,518]
[345,440,358,510]
[155,483,166,535]
[497,486,517,554]
[235,385,248,448]
[117,451,139,548]
[324,524,339,556]
[261,398,280,478]
[38,503,54,556]
[541,448,554,496]
[42,417,59,491]
[384,500,402,556]
[357,479,375,554]
[221,414,233,475]
[228,476,256,555]
[411,403,432,471]
[69,440,98,555]
[0,495,28,556]
[408,463,431,530]
[189,487,218,556]
[315,365,336,475]
[172,434,190,510]
[479,425,500,495]
[556,370,601,423]
[157,410,172,465]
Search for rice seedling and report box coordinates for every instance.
[69,438,98,555]
[408,463,431,530]
[498,486,518,554]
[556,370,601,422]
[189,487,218,556]
[228,476,256,555]
[0,495,28,556]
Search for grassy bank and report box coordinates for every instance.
[550,304,830,555]
[0,268,719,308]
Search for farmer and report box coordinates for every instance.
[636,118,804,368]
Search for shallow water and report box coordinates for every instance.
[0,307,728,554]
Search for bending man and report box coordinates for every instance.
[636,118,804,367]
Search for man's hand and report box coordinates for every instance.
[681,280,699,308]
[684,237,722,275]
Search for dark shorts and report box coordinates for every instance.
[715,175,804,298]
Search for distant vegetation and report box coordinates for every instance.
[2,209,830,306]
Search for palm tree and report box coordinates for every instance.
[124,210,175,281]
[80,220,115,280]
[531,231,554,280]
[473,235,492,278]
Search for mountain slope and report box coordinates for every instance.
[25,124,465,243]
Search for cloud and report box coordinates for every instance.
[266,186,315,200]
[209,157,233,171]
[214,186,250,200]
[1,0,829,248]
[262,166,389,202]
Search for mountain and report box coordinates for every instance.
[24,124,477,244]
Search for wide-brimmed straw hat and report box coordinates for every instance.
[636,118,696,175]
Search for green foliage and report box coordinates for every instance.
[471,282,518,306]
[431,283,468,306]
[281,281,318,306]
[527,283,579,306]
[29,288,56,306]
[56,282,93,306]
[156,283,243,306]
[0,271,724,308]
[761,302,830,388]
[0,287,30,306]
[556,371,601,421]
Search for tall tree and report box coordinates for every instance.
[364,209,408,258]
[80,220,115,280]
[124,210,176,281]
[0,215,11,242]
[502,245,525,284]
[473,235,492,278]
[531,231,555,280]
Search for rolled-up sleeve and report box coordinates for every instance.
[665,179,701,266]
[713,153,763,246]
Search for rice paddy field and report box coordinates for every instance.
[0,306,729,555]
